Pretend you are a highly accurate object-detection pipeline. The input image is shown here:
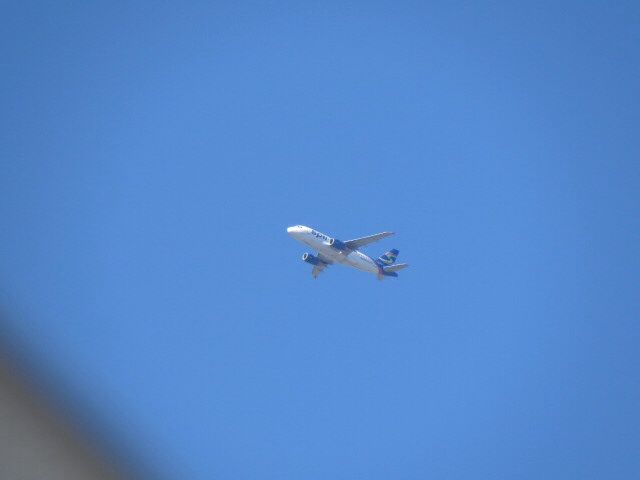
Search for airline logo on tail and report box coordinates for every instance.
[377,249,399,266]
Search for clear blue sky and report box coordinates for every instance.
[1,2,639,479]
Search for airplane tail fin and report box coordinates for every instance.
[377,248,399,266]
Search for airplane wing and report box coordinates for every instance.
[317,252,334,265]
[311,263,327,278]
[344,232,394,250]
[311,252,333,278]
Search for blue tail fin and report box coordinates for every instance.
[377,249,399,266]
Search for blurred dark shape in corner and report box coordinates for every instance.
[0,308,160,480]
[0,358,126,479]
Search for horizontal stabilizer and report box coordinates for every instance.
[384,263,409,273]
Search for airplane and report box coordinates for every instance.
[287,225,409,279]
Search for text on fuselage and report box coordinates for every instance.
[311,230,329,241]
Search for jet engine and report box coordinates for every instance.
[328,238,347,251]
[302,252,319,265]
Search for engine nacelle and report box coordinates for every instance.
[302,252,319,265]
[328,238,347,251]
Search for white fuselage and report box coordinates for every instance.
[287,225,381,275]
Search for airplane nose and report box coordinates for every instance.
[287,226,295,235]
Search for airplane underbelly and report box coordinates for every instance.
[345,252,378,272]
[316,244,343,262]
[315,244,377,272]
